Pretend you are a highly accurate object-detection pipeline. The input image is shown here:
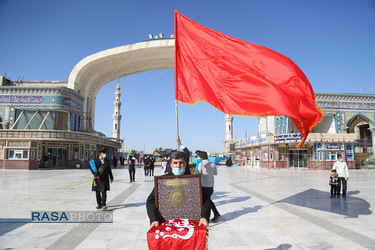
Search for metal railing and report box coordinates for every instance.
[0,129,121,148]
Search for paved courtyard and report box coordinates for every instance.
[0,165,374,249]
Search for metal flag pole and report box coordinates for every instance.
[175,100,180,147]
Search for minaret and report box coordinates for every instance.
[225,114,233,140]
[112,82,122,139]
[258,117,267,134]
[223,114,233,155]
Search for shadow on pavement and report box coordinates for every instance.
[0,218,30,237]
[213,191,251,206]
[222,205,263,222]
[279,188,371,218]
[211,191,257,221]
[265,243,292,250]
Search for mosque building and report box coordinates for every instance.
[224,92,375,170]
[0,76,122,169]
[1,38,373,170]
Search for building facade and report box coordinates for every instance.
[229,92,375,170]
[0,77,121,169]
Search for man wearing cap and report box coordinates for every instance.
[90,149,114,210]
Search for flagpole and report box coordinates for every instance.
[175,99,180,146]
[175,11,179,148]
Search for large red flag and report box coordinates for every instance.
[174,11,323,148]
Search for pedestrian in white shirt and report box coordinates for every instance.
[332,155,349,197]
[197,151,221,222]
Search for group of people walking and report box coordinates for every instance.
[144,156,155,176]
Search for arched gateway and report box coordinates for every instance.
[67,39,175,131]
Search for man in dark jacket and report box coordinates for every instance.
[149,157,155,176]
[90,149,114,210]
[128,155,136,182]
[144,156,150,176]
[146,150,209,230]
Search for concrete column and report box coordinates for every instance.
[368,127,375,157]
[1,122,9,129]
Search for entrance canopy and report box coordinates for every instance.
[67,39,175,131]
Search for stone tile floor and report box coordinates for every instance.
[0,165,374,249]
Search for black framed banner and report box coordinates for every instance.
[155,175,202,222]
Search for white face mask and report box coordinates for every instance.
[102,154,107,159]
[172,167,185,176]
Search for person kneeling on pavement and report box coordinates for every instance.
[146,150,210,229]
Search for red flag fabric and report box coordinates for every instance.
[147,219,207,250]
[174,11,323,147]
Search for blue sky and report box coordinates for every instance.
[1,0,374,152]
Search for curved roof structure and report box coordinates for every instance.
[67,39,175,130]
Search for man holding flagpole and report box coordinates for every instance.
[90,149,114,210]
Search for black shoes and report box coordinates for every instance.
[212,214,221,222]
[97,204,107,209]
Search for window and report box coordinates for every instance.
[263,153,268,161]
[279,148,284,160]
[331,153,337,161]
[15,152,22,159]
[31,150,35,160]
[325,152,330,161]
[80,144,84,160]
[85,151,88,160]
[74,148,79,160]
[8,150,29,160]
[325,152,337,161]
